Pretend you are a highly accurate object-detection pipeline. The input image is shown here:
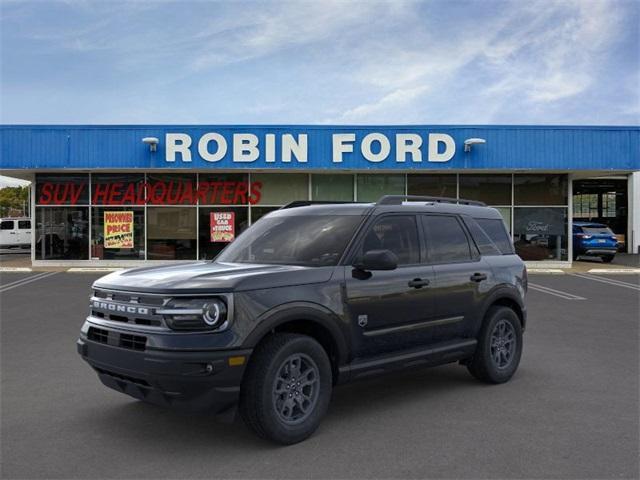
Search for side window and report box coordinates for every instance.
[476,218,514,254]
[1,220,15,230]
[422,215,472,263]
[18,220,31,229]
[464,217,501,256]
[360,215,420,265]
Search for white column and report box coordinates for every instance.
[629,171,640,254]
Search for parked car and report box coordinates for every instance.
[573,222,618,262]
[0,217,31,249]
[77,195,527,444]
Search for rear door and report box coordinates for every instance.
[344,214,436,357]
[421,214,492,341]
[17,220,31,246]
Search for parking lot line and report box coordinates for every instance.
[570,273,640,291]
[528,282,586,300]
[0,271,58,293]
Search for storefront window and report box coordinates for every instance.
[91,173,146,205]
[311,174,354,201]
[36,174,89,205]
[36,207,89,259]
[513,207,567,261]
[356,174,405,202]
[90,208,144,260]
[459,174,511,205]
[493,207,512,233]
[147,173,198,205]
[407,174,456,198]
[147,207,197,260]
[251,206,280,223]
[515,174,567,205]
[197,173,259,205]
[252,173,308,205]
[198,207,249,260]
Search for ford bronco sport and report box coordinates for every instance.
[78,195,527,444]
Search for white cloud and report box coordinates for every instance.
[333,85,429,122]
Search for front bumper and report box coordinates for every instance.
[77,332,251,413]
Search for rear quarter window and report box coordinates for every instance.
[463,218,501,256]
[476,218,514,254]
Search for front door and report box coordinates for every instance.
[0,220,17,247]
[344,214,435,357]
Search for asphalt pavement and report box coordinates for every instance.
[1,271,638,479]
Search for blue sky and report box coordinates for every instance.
[1,0,638,125]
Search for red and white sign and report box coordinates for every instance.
[210,212,235,243]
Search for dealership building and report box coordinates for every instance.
[1,125,638,267]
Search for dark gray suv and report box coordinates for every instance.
[77,195,527,444]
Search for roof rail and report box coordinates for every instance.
[280,200,357,209]
[376,195,486,207]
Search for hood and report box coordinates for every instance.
[93,261,335,294]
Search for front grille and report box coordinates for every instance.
[86,326,147,351]
[88,327,108,344]
[90,289,168,329]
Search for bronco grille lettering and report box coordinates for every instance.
[91,300,149,315]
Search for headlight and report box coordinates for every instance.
[159,298,228,331]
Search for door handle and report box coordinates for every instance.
[408,278,430,288]
[470,272,488,282]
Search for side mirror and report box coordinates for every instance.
[354,249,398,271]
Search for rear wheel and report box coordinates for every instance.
[467,306,523,384]
[239,333,332,445]
[601,255,615,263]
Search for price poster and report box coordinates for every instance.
[104,211,134,248]
[210,212,235,242]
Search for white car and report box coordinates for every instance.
[0,217,32,249]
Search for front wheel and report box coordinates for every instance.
[239,333,332,445]
[601,255,615,263]
[467,306,523,384]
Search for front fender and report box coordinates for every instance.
[242,302,351,366]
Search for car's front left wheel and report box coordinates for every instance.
[239,333,332,445]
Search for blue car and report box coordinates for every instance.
[572,222,618,262]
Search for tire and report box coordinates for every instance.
[467,306,523,384]
[601,255,614,263]
[239,333,332,445]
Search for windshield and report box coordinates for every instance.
[216,215,363,266]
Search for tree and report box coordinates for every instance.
[0,186,29,217]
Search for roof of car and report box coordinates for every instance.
[269,199,503,220]
[574,221,608,227]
